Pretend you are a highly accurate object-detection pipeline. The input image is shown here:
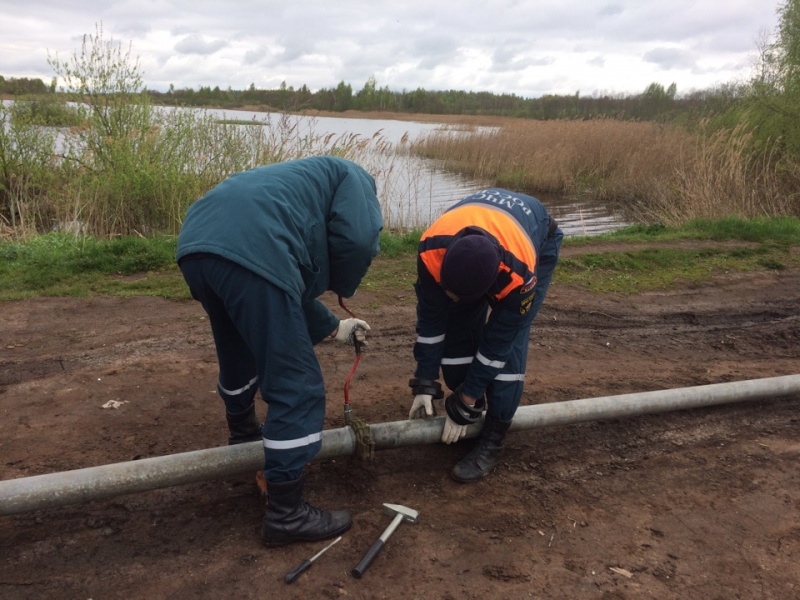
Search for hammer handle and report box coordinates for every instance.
[351,512,405,579]
[351,539,385,579]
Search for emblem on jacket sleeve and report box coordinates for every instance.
[520,293,535,315]
[520,276,537,294]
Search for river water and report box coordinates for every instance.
[206,108,627,237]
[4,99,626,236]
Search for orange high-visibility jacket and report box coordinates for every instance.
[414,188,557,398]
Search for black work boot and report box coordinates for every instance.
[450,415,512,483]
[225,404,262,445]
[262,474,352,547]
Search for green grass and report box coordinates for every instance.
[553,216,800,293]
[0,234,183,300]
[555,245,790,294]
[378,229,424,257]
[0,217,797,301]
[570,216,800,246]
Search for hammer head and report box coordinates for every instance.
[383,503,419,523]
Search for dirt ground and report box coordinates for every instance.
[1,242,799,600]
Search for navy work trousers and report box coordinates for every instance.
[179,255,326,482]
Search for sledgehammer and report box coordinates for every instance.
[351,503,419,579]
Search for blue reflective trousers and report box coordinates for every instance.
[179,255,325,482]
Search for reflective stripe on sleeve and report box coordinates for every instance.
[476,352,506,369]
[416,334,445,344]
[494,373,525,381]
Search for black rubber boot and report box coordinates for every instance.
[450,415,512,483]
[262,474,352,547]
[225,404,262,445]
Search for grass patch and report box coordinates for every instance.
[685,217,800,245]
[359,255,418,305]
[378,229,424,257]
[0,233,180,300]
[566,216,800,245]
[555,245,792,294]
[0,217,797,301]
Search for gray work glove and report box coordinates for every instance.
[409,393,434,419]
[334,318,370,346]
[441,415,468,444]
[441,386,481,444]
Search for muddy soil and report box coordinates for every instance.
[1,243,799,600]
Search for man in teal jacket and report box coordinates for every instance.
[177,156,383,546]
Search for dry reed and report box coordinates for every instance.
[635,124,798,226]
[414,118,799,225]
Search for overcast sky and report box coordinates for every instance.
[0,0,781,98]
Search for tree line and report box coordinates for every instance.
[0,75,54,96]
[2,72,738,124]
[149,79,741,123]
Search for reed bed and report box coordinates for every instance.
[636,124,798,226]
[413,118,800,225]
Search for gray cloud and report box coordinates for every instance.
[412,35,460,71]
[596,4,624,18]
[643,46,697,70]
[587,56,606,68]
[243,46,268,67]
[0,0,782,98]
[490,43,557,73]
[174,34,228,56]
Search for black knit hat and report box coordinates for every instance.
[440,233,500,301]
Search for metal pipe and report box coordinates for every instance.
[1,374,798,516]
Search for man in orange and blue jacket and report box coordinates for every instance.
[408,188,562,482]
